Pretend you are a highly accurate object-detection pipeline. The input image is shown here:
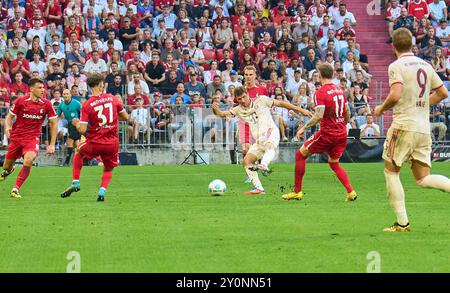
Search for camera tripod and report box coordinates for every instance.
[181,110,207,165]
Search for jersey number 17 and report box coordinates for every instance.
[333,95,345,122]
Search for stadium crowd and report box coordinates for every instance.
[0,0,446,148]
[386,0,450,142]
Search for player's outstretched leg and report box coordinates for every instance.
[10,152,36,199]
[97,166,114,201]
[413,160,450,193]
[282,149,306,200]
[0,160,16,182]
[61,151,83,198]
[257,145,276,177]
[328,160,357,201]
[383,168,410,232]
[243,154,265,195]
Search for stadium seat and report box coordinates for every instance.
[202,49,216,70]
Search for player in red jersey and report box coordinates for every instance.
[282,64,358,201]
[60,75,129,201]
[0,78,57,198]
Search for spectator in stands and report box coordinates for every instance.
[386,0,403,43]
[67,41,86,69]
[144,52,166,91]
[348,60,372,83]
[128,73,150,95]
[351,84,370,124]
[261,59,282,81]
[214,18,233,49]
[10,51,30,82]
[332,3,356,31]
[430,103,447,141]
[419,38,441,61]
[408,0,429,23]
[436,19,450,47]
[5,37,27,63]
[285,69,307,101]
[393,7,415,35]
[336,18,356,41]
[127,84,151,110]
[128,97,150,144]
[169,83,191,104]
[29,53,47,79]
[83,50,108,77]
[428,0,447,27]
[320,39,339,61]
[10,71,29,99]
[360,113,381,137]
[415,17,430,46]
[161,70,180,98]
[420,26,443,49]
[106,74,125,96]
[293,15,314,42]
[206,75,225,103]
[185,71,207,99]
[339,37,360,63]
[431,47,448,81]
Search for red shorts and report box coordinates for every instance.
[78,141,119,169]
[6,138,40,160]
[238,118,255,144]
[304,131,347,159]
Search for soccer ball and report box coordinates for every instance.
[208,179,227,196]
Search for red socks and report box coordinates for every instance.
[294,150,306,193]
[14,166,31,189]
[72,152,83,181]
[101,169,113,189]
[329,162,353,193]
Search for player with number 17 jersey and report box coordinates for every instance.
[304,83,348,159]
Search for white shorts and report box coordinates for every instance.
[248,127,280,160]
[382,127,432,167]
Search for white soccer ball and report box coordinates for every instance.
[208,179,227,196]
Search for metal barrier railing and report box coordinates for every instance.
[1,95,450,152]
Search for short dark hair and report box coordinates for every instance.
[87,74,105,88]
[234,86,247,98]
[28,78,44,88]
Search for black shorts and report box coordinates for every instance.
[68,124,81,141]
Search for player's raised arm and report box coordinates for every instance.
[211,103,234,118]
[272,100,313,118]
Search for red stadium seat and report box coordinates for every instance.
[202,49,216,70]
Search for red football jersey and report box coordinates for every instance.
[247,84,268,100]
[313,83,348,137]
[80,94,125,145]
[9,95,57,141]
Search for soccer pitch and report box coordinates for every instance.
[1,162,450,273]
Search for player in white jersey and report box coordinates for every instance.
[374,28,450,232]
[213,86,312,195]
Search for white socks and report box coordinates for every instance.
[384,169,409,226]
[417,174,450,192]
[245,166,263,190]
[261,148,276,168]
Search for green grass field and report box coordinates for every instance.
[1,162,450,272]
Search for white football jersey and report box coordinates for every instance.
[388,53,444,134]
